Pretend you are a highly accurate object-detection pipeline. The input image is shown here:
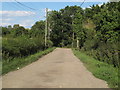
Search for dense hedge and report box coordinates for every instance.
[2,36,45,60]
[82,41,119,67]
[2,20,54,61]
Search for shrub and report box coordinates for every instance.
[2,35,45,60]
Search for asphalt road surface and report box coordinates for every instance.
[2,48,108,88]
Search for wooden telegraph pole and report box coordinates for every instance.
[71,15,74,48]
[45,8,48,48]
[72,21,74,48]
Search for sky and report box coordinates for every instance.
[1,0,110,28]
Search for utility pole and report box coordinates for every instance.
[48,18,50,40]
[72,21,74,48]
[45,8,48,48]
[71,15,74,48]
[77,37,79,48]
[72,32,74,48]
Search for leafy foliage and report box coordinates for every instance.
[73,49,118,88]
[47,2,120,67]
[2,21,50,61]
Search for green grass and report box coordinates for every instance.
[72,49,118,89]
[0,61,2,75]
[2,47,56,75]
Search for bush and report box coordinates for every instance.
[47,40,53,48]
[82,41,119,67]
[2,35,45,60]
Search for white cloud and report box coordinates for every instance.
[82,2,105,9]
[0,21,34,28]
[82,7,86,10]
[0,19,34,27]
[0,22,11,26]
[0,18,12,22]
[19,20,34,27]
[19,23,34,28]
[0,11,36,28]
[97,3,104,6]
[0,11,36,17]
[48,9,52,11]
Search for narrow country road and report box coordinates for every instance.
[2,48,108,88]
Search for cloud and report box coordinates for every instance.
[0,10,36,28]
[19,20,34,27]
[0,21,34,28]
[0,11,36,17]
[48,9,52,11]
[1,18,12,22]
[0,22,11,26]
[1,19,34,28]
[97,3,104,6]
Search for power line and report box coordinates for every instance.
[3,1,35,11]
[12,2,29,11]
[3,2,22,10]
[14,0,37,11]
[80,0,86,7]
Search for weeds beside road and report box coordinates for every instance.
[2,47,56,75]
[72,49,118,88]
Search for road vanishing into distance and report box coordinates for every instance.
[3,48,108,88]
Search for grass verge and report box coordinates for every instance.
[72,49,118,88]
[2,47,56,75]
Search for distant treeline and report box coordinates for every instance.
[2,22,53,61]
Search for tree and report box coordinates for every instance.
[2,27,10,36]
[49,6,83,47]
[49,11,63,46]
[73,10,85,48]
[30,20,45,37]
[10,24,27,36]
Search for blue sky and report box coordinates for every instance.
[1,1,108,28]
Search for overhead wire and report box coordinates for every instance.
[14,0,46,19]
[12,2,29,11]
[3,2,22,10]
[14,0,37,11]
[80,0,86,7]
[3,1,45,19]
